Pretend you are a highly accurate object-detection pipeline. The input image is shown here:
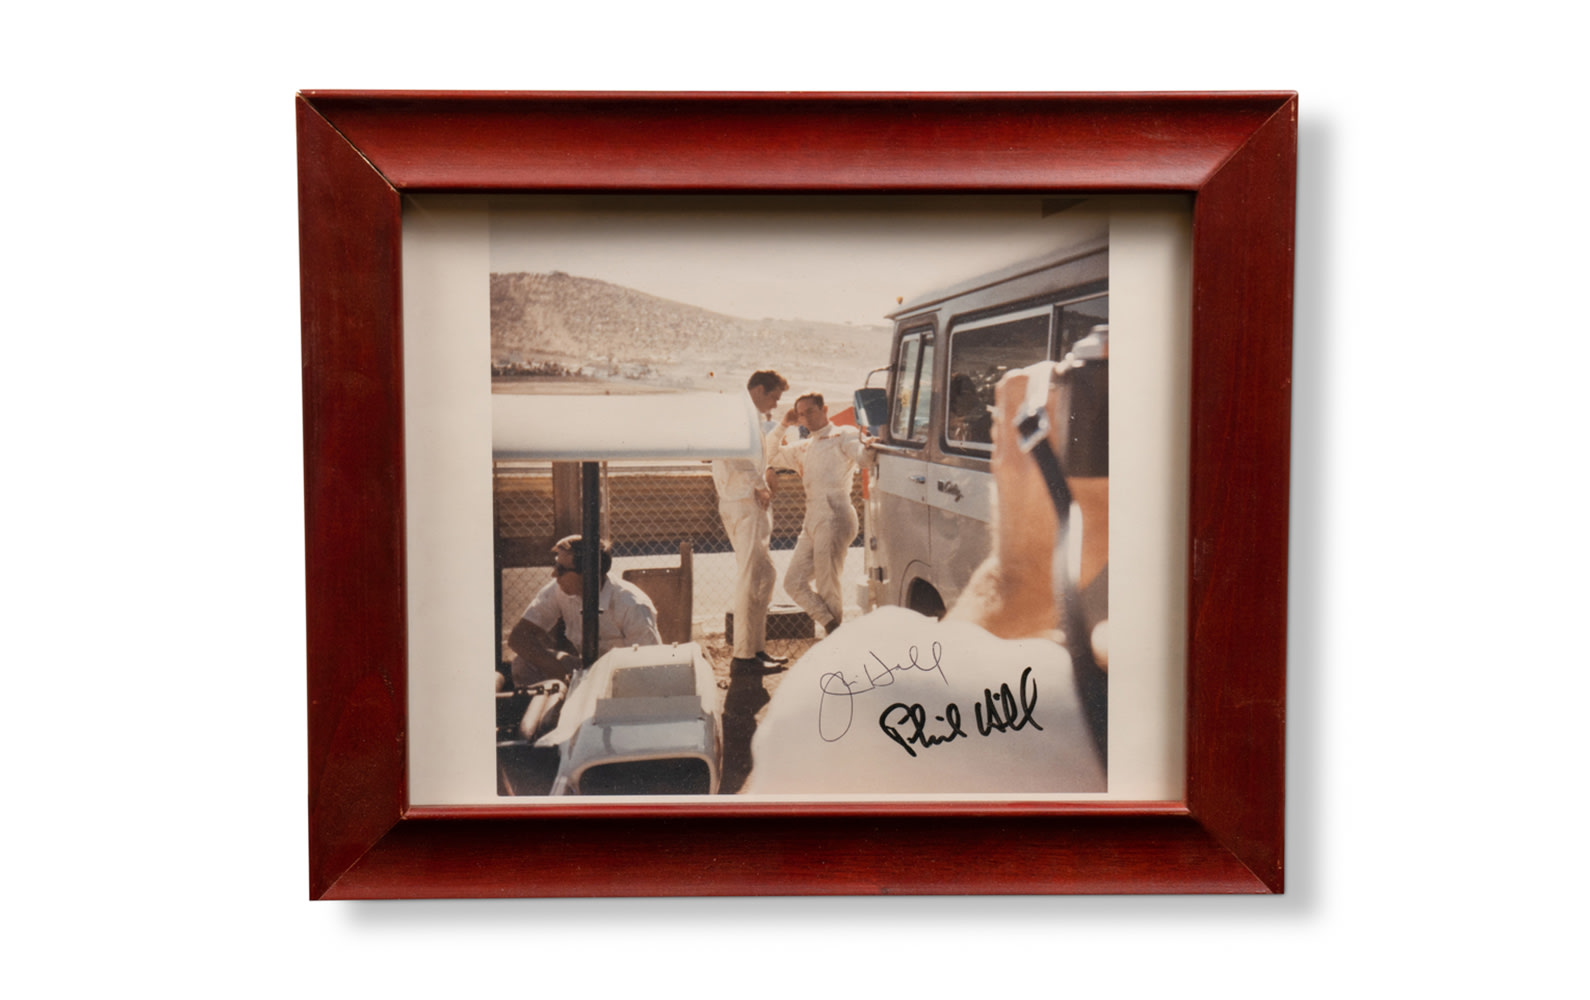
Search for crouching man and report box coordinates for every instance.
[507,534,661,687]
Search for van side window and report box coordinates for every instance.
[945,308,1051,451]
[890,328,935,444]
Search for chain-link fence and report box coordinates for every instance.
[494,460,866,661]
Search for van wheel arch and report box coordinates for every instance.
[905,580,947,620]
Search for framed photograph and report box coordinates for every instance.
[299,92,1294,898]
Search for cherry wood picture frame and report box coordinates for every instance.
[298,91,1294,899]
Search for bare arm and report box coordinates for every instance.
[507,617,576,684]
[945,370,1063,640]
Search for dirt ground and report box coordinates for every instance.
[699,628,816,793]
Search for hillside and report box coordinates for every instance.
[490,271,893,402]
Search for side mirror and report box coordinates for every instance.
[853,387,888,437]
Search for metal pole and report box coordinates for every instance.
[580,461,601,666]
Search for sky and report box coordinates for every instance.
[488,194,1126,326]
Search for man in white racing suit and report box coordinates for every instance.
[767,391,869,636]
[711,370,790,675]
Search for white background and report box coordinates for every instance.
[7,2,1583,995]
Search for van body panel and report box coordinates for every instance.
[872,447,932,505]
[869,447,934,608]
[927,491,992,612]
[926,463,995,612]
[927,464,994,525]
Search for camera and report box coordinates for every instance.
[1011,326,1108,479]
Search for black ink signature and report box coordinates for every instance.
[877,667,1042,758]
[878,702,967,757]
[817,643,948,742]
[975,666,1044,738]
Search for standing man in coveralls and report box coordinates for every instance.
[768,391,869,637]
[711,370,790,675]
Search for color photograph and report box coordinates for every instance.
[481,196,1138,797]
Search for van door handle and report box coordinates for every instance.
[937,480,963,501]
[908,474,926,483]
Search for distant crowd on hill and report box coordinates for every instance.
[490,359,579,378]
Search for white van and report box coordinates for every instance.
[859,237,1108,616]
